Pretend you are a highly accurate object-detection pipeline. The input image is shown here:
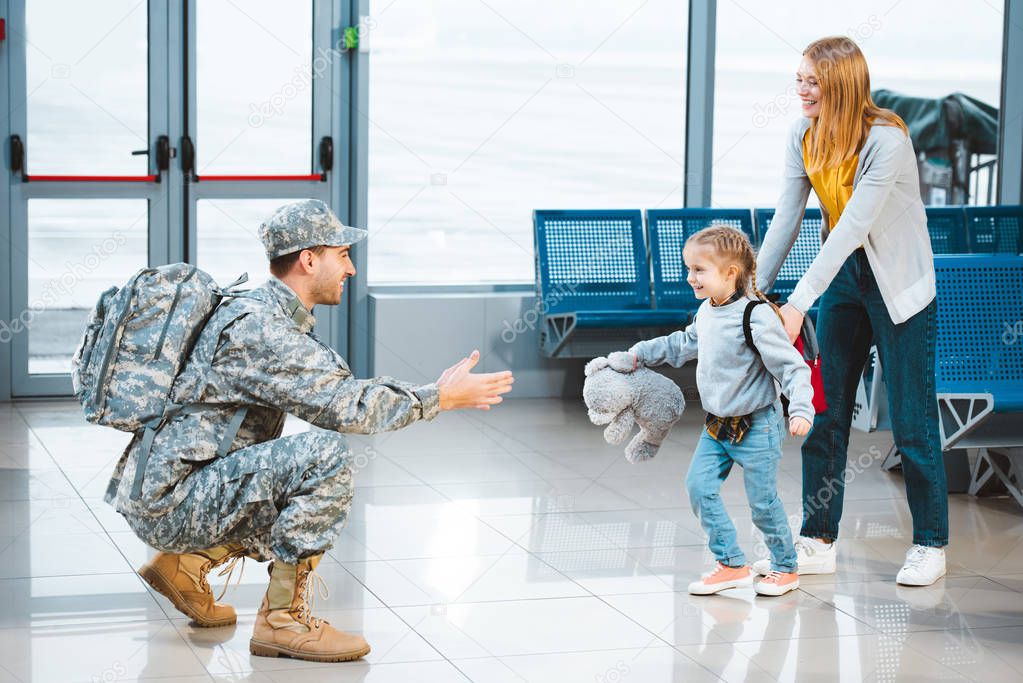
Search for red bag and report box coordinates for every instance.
[794,334,827,414]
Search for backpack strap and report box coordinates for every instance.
[284,296,313,329]
[801,313,820,360]
[129,419,162,500]
[127,402,246,501]
[743,300,765,356]
[217,406,249,458]
[221,272,249,291]
[152,266,199,361]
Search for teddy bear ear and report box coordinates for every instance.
[584,357,609,377]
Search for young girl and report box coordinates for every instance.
[608,225,814,596]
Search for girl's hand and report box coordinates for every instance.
[584,352,639,377]
[789,416,812,436]
[779,303,804,344]
[606,351,638,373]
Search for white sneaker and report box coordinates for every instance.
[896,545,946,586]
[753,536,837,576]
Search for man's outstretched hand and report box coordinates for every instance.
[436,350,515,411]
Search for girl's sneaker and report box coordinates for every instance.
[754,570,799,596]
[687,562,754,595]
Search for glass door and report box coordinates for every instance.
[5,0,352,397]
[8,0,170,396]
[185,0,342,348]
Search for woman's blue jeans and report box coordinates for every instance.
[800,249,948,547]
[686,401,797,573]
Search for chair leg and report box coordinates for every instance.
[936,394,994,450]
[540,314,576,358]
[969,447,1023,508]
[881,443,901,471]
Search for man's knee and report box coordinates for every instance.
[283,431,352,472]
[292,432,354,497]
[316,432,353,483]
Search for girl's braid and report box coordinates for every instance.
[687,224,784,324]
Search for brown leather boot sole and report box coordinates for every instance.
[139,564,236,628]
[249,638,371,662]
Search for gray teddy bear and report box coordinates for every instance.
[583,352,686,463]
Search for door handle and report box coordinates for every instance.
[319,136,333,177]
[180,135,195,177]
[131,136,173,174]
[10,134,24,175]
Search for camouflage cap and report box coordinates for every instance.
[258,199,368,260]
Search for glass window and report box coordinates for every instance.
[196,199,294,287]
[712,1,1003,207]
[196,0,313,175]
[25,0,148,175]
[27,199,148,374]
[368,0,688,284]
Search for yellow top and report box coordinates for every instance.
[802,129,859,231]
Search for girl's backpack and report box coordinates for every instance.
[742,300,828,414]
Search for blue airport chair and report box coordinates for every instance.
[965,205,1023,253]
[533,209,683,358]
[932,254,1023,506]
[646,208,755,317]
[753,207,823,316]
[925,206,969,254]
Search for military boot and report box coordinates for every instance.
[139,544,246,627]
[249,555,371,662]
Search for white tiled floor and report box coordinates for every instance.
[1,398,1022,682]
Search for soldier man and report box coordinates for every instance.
[105,199,515,663]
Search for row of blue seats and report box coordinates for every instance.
[925,254,1023,504]
[533,205,1023,358]
[933,254,1023,413]
[922,205,1023,253]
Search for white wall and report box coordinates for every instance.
[369,291,697,399]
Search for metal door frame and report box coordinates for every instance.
[8,0,171,397]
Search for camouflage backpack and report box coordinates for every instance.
[71,263,247,433]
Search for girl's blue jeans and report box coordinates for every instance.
[686,401,797,573]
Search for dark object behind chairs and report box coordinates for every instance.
[872,89,998,206]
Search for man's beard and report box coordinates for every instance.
[313,275,342,305]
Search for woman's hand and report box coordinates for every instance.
[779,303,804,344]
[436,350,515,411]
[789,416,812,436]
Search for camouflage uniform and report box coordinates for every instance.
[105,200,440,564]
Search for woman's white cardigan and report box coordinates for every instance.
[756,117,936,324]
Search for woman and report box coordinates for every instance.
[753,36,948,586]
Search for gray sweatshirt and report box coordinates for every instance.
[629,296,815,423]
